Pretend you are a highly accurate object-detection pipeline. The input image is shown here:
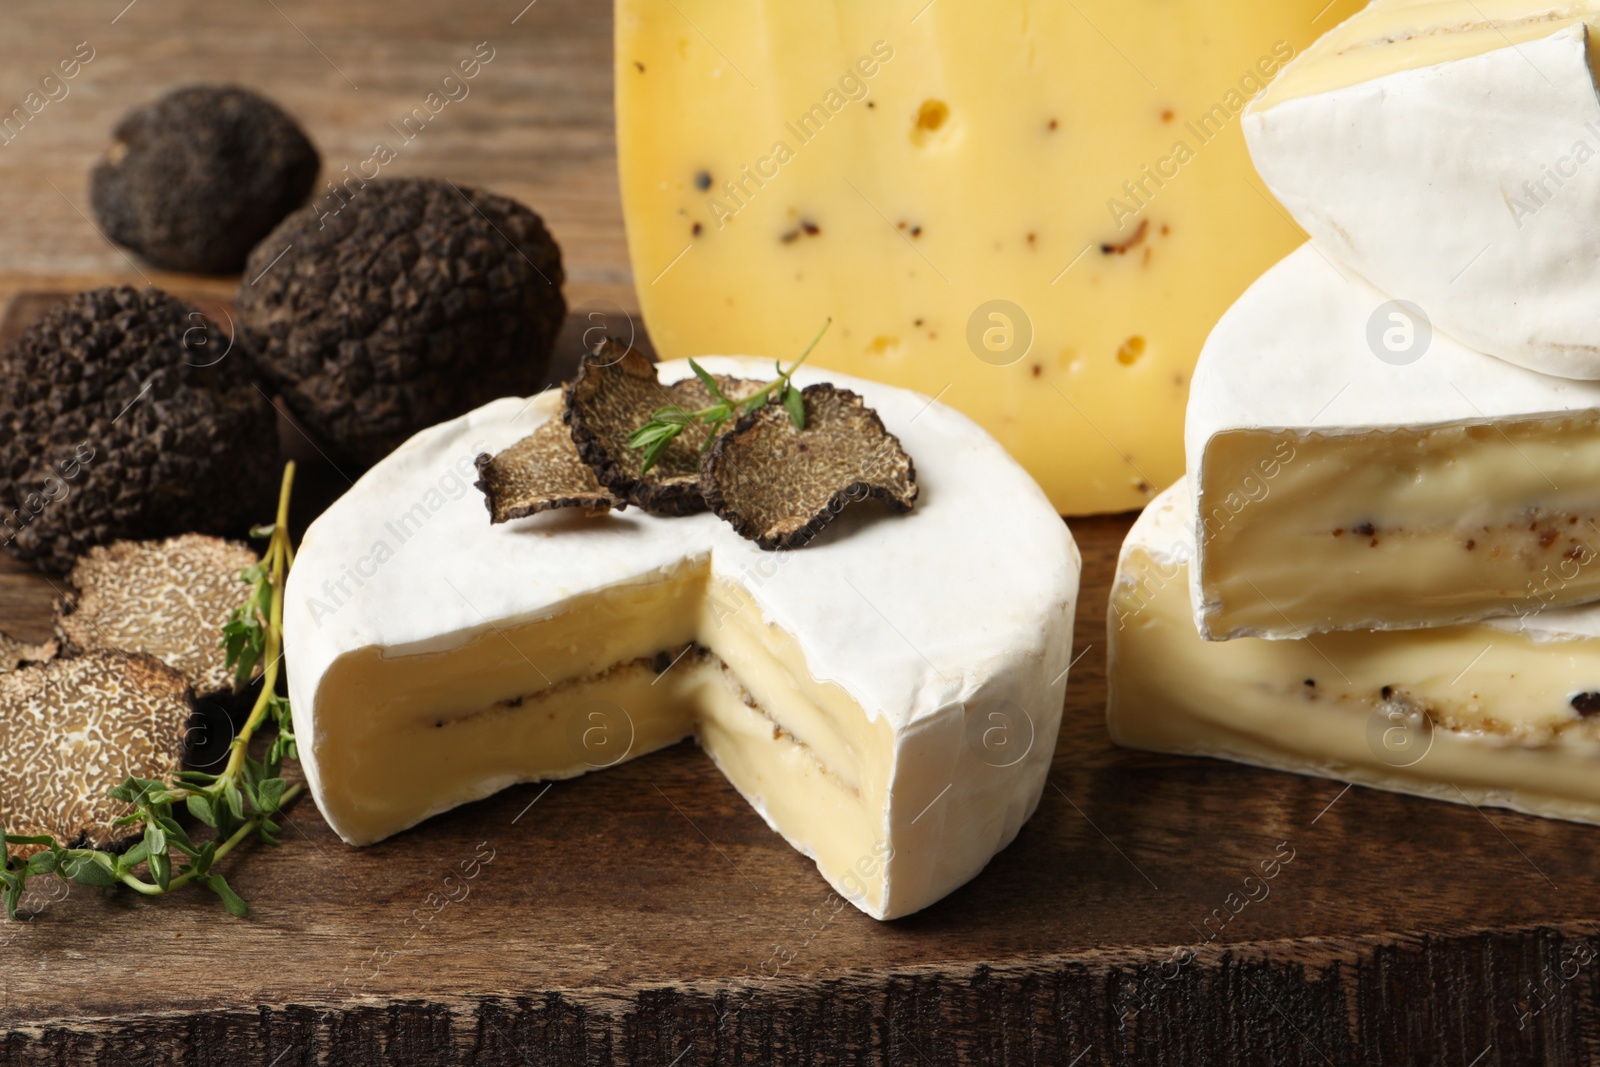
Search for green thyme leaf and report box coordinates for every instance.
[258,778,287,812]
[119,841,149,872]
[205,874,248,917]
[149,848,171,891]
[784,385,806,430]
[640,434,677,475]
[688,358,727,402]
[224,781,245,820]
[65,856,115,888]
[187,794,216,828]
[630,318,831,465]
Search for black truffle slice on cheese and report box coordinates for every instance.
[701,384,918,550]
[566,339,760,516]
[474,419,622,523]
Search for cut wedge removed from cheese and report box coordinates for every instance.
[283,359,1080,920]
[615,0,1366,513]
[1110,482,1600,826]
[1246,2,1600,378]
[1187,244,1600,640]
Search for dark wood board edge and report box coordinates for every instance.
[4,926,1598,1065]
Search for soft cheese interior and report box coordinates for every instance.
[1200,415,1600,637]
[1111,485,1600,824]
[284,359,1081,921]
[1256,0,1600,110]
[1186,245,1600,638]
[312,565,899,913]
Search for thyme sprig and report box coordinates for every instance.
[628,318,832,474]
[0,462,303,919]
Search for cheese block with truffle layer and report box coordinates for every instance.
[615,0,1365,514]
[284,359,1080,920]
[1187,245,1600,640]
[1110,482,1600,826]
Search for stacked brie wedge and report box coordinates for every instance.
[1108,0,1600,822]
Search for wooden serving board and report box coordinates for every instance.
[3,2,1600,1065]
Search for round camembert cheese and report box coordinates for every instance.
[283,358,1081,920]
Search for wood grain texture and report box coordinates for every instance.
[3,1,1600,1064]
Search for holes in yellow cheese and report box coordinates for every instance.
[911,99,953,147]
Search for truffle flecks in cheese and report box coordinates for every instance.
[1110,483,1600,826]
[1187,245,1600,640]
[1247,3,1600,378]
[615,0,1364,514]
[284,359,1081,921]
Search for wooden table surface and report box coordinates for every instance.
[3,3,1600,1066]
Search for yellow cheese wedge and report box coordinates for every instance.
[614,0,1364,514]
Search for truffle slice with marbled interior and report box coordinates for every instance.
[475,418,622,523]
[701,384,918,550]
[565,340,761,516]
[0,651,192,855]
[55,534,258,701]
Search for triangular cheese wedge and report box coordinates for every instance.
[1246,4,1600,378]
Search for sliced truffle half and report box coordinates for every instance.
[0,650,192,855]
[475,418,622,523]
[0,632,55,673]
[55,534,258,700]
[566,340,761,516]
[701,383,918,550]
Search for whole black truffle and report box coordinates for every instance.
[90,85,320,274]
[0,286,278,574]
[236,177,566,467]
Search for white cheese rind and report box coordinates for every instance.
[1245,19,1600,378]
[283,359,1080,920]
[1109,483,1600,825]
[1186,244,1600,638]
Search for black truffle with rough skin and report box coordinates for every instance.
[236,177,566,467]
[0,286,278,574]
[90,85,320,274]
